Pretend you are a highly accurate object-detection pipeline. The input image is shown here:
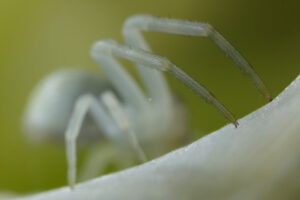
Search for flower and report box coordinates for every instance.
[12,75,300,200]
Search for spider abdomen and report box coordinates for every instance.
[23,68,114,143]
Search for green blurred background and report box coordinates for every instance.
[0,0,299,193]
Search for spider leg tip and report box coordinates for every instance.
[264,91,272,102]
[69,183,75,190]
[268,97,273,102]
[233,121,239,128]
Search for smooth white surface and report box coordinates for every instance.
[16,75,300,200]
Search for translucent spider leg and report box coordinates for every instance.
[65,93,146,188]
[78,141,138,183]
[78,141,116,183]
[100,91,147,162]
[123,14,272,102]
[91,39,238,126]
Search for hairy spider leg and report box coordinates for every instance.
[91,39,238,126]
[123,14,272,102]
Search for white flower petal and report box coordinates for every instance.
[15,76,300,200]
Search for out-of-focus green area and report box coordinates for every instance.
[0,0,299,193]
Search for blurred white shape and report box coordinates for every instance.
[15,75,300,200]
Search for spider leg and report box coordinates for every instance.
[65,93,146,188]
[78,141,116,182]
[123,14,272,102]
[101,91,147,162]
[91,39,238,127]
[88,40,149,113]
[78,141,138,182]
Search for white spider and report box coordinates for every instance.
[23,14,271,188]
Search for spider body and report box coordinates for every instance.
[24,68,186,149]
[23,14,271,188]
